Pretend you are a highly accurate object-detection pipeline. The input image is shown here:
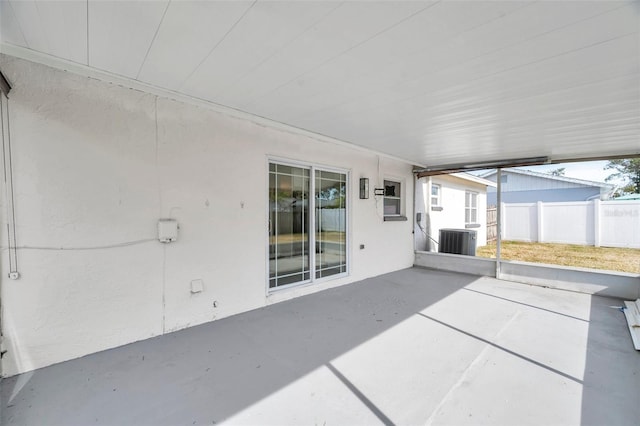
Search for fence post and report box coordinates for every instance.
[594,199,601,247]
[500,202,506,240]
[537,201,544,243]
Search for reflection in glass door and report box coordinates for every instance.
[269,163,310,289]
[315,170,347,279]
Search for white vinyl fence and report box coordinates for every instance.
[316,208,346,232]
[502,200,640,249]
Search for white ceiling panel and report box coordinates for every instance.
[284,1,636,125]
[32,0,87,63]
[207,1,433,109]
[253,0,629,126]
[0,0,27,47]
[88,0,169,78]
[4,0,48,52]
[1,0,638,166]
[137,0,254,90]
[363,32,638,128]
[276,3,639,159]
[178,1,341,102]
[3,0,86,62]
[246,1,533,118]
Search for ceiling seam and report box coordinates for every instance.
[7,0,30,49]
[211,1,346,99]
[289,1,634,123]
[135,0,172,80]
[177,0,257,92]
[241,0,442,108]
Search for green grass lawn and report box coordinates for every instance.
[476,240,640,274]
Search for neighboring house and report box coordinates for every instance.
[415,173,496,252]
[482,168,615,205]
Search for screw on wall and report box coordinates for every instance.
[213,301,218,308]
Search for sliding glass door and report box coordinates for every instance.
[315,170,347,279]
[269,162,348,290]
[269,163,310,288]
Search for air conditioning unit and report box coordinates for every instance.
[439,229,477,256]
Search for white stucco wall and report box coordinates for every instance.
[416,175,489,251]
[0,56,415,376]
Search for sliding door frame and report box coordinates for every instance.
[266,156,350,294]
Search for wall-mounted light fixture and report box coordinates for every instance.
[359,178,369,199]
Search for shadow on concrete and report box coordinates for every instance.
[580,292,640,425]
[0,267,476,425]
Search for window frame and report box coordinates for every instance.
[383,179,401,216]
[382,178,407,221]
[431,183,441,207]
[465,190,479,226]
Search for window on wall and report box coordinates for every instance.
[465,191,478,225]
[268,161,348,290]
[383,180,402,217]
[431,184,441,207]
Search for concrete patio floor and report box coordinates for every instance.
[1,267,638,425]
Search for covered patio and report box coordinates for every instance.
[0,2,638,423]
[2,267,637,425]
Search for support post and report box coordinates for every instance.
[537,201,544,243]
[496,169,502,279]
[426,177,432,251]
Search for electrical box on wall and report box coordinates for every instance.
[158,219,178,243]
